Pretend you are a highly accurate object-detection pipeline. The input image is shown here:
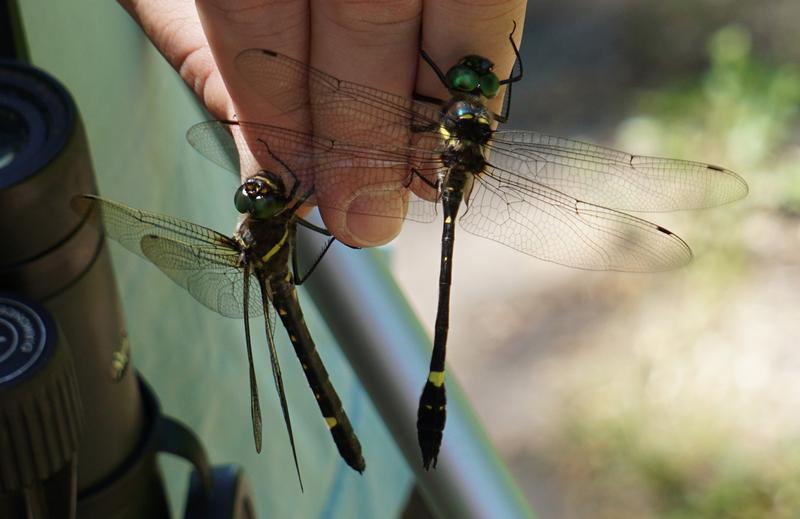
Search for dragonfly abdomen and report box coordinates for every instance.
[269,276,366,473]
[417,186,465,470]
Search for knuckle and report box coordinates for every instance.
[199,0,304,27]
[443,0,525,20]
[325,0,421,32]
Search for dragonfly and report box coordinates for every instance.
[187,24,749,470]
[72,160,366,488]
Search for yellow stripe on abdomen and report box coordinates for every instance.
[428,370,445,387]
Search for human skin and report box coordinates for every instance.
[118,0,527,247]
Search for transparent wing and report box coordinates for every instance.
[234,49,443,143]
[73,195,260,318]
[185,120,243,176]
[241,264,263,453]
[187,120,440,223]
[256,278,303,488]
[488,130,748,211]
[140,235,263,318]
[459,164,693,272]
[74,195,238,258]
[228,49,746,221]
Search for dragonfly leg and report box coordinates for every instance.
[406,167,440,191]
[292,233,336,285]
[413,92,445,105]
[258,137,303,201]
[496,21,524,124]
[295,218,360,251]
[499,21,523,86]
[296,217,331,237]
[419,48,449,90]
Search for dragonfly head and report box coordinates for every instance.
[446,55,500,98]
[234,173,288,220]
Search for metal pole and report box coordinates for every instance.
[297,233,534,519]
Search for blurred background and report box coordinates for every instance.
[13,0,800,517]
[392,1,800,517]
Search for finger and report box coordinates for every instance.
[196,0,309,181]
[310,0,423,247]
[118,0,230,119]
[418,1,527,116]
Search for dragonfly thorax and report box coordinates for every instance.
[439,100,492,174]
[441,100,494,144]
[237,216,292,273]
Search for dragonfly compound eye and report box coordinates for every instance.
[446,65,479,93]
[250,195,283,220]
[234,186,253,214]
[479,73,500,98]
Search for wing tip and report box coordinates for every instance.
[707,164,750,204]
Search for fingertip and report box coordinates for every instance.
[321,193,404,247]
[345,213,403,248]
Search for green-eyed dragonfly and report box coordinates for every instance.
[72,167,365,487]
[187,24,749,470]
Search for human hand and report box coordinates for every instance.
[118,0,526,247]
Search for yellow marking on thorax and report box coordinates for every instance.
[428,370,445,387]
[458,113,474,120]
[439,125,451,139]
[477,116,489,125]
[325,417,338,429]
[260,230,289,262]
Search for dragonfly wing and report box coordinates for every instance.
[257,277,304,490]
[188,120,441,223]
[459,165,693,272]
[75,195,238,258]
[234,49,443,143]
[241,264,263,453]
[139,234,263,318]
[489,130,748,212]
[186,120,243,176]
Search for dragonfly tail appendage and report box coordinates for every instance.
[417,372,447,470]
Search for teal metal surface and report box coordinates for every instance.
[19,2,411,517]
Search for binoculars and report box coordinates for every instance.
[0,59,255,519]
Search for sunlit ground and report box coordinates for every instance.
[392,21,800,518]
